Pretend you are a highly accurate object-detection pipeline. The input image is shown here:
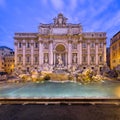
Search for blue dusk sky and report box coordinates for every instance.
[0,0,120,49]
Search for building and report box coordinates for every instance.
[0,46,14,73]
[110,31,120,69]
[106,47,110,68]
[4,51,14,73]
[14,13,106,73]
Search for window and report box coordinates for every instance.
[91,43,95,48]
[27,42,30,48]
[19,57,21,62]
[35,57,38,62]
[83,56,86,62]
[99,43,103,48]
[91,56,94,62]
[27,56,30,62]
[19,42,21,48]
[82,43,86,48]
[83,67,86,69]
[99,56,102,62]
[35,42,38,48]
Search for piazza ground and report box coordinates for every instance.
[0,104,120,120]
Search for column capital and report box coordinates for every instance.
[87,42,90,45]
[95,42,99,45]
[22,43,26,46]
[39,40,43,44]
[78,40,82,43]
[49,40,53,43]
[31,43,34,45]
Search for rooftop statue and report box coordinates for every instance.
[53,13,68,26]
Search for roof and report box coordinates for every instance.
[0,46,13,51]
[113,31,120,38]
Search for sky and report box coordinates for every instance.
[0,0,120,49]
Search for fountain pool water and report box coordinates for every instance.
[0,80,120,98]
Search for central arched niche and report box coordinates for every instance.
[55,44,66,66]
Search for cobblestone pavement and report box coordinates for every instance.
[0,104,120,120]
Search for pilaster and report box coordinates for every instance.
[23,42,26,66]
[39,38,43,66]
[95,42,98,65]
[68,39,72,66]
[103,42,106,64]
[49,40,53,65]
[14,42,18,67]
[87,42,90,65]
[31,41,34,65]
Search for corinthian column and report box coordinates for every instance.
[87,42,90,65]
[23,42,26,66]
[79,42,82,65]
[95,43,98,65]
[39,39,43,66]
[78,36,82,65]
[49,41,53,65]
[103,42,106,64]
[31,41,34,65]
[14,42,17,67]
[68,40,72,66]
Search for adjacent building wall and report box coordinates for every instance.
[110,31,120,69]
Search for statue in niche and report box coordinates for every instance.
[73,54,77,63]
[44,54,48,63]
[57,54,63,65]
[44,43,48,49]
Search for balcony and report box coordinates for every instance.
[82,62,88,65]
[26,62,31,65]
[90,62,95,65]
[17,62,23,65]
[34,62,39,65]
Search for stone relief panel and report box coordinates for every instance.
[44,43,49,49]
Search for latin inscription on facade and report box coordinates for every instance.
[52,28,68,34]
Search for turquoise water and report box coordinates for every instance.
[0,81,120,98]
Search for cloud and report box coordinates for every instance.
[0,0,6,7]
[103,11,120,31]
[89,0,113,16]
[41,0,48,6]
[50,0,64,10]
[69,0,78,11]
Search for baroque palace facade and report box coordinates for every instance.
[14,13,106,73]
[110,31,120,69]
